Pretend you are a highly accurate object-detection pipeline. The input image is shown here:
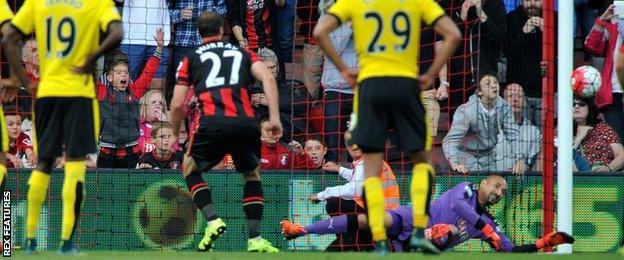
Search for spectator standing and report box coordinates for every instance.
[584,4,624,142]
[272,0,295,79]
[419,27,448,138]
[227,0,280,51]
[250,48,309,143]
[504,0,556,126]
[166,0,227,103]
[118,0,171,90]
[298,0,323,100]
[574,0,597,62]
[97,28,163,168]
[439,0,506,118]
[320,7,356,162]
[15,38,36,121]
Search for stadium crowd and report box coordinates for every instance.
[0,0,598,254]
[0,0,622,174]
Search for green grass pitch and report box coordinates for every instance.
[11,251,620,260]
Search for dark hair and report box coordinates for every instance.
[575,97,600,126]
[106,59,129,74]
[475,71,499,94]
[3,104,18,116]
[478,71,498,84]
[104,49,129,73]
[305,135,324,146]
[197,11,223,37]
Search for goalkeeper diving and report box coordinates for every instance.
[281,175,574,252]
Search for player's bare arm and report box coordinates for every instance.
[73,21,123,74]
[0,21,20,102]
[251,61,283,137]
[313,15,357,88]
[421,16,461,90]
[2,25,30,89]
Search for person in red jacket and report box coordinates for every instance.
[96,28,163,168]
[260,117,315,170]
[584,4,624,142]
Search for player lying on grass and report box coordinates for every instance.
[281,175,574,252]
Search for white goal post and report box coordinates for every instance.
[557,0,573,254]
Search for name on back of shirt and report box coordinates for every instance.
[46,0,83,8]
[195,42,238,55]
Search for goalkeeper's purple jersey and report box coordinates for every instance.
[428,182,514,251]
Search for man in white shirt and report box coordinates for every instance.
[309,132,369,251]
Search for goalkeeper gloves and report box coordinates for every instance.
[482,224,502,251]
[535,231,575,249]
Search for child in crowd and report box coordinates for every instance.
[260,117,315,170]
[304,136,327,169]
[139,89,176,153]
[137,121,183,169]
[97,28,164,168]
[5,112,35,168]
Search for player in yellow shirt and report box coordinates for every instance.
[313,0,461,254]
[0,0,13,33]
[2,0,123,254]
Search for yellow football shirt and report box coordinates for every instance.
[10,0,121,98]
[329,0,445,82]
[0,0,13,25]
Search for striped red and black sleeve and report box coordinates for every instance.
[176,57,190,86]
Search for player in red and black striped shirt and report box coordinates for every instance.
[170,11,282,253]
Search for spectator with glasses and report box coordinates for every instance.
[139,90,173,153]
[572,97,624,172]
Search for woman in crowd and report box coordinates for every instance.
[572,97,624,172]
[139,90,173,153]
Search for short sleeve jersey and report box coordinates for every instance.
[0,0,13,26]
[10,0,121,98]
[176,37,260,126]
[329,0,445,82]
